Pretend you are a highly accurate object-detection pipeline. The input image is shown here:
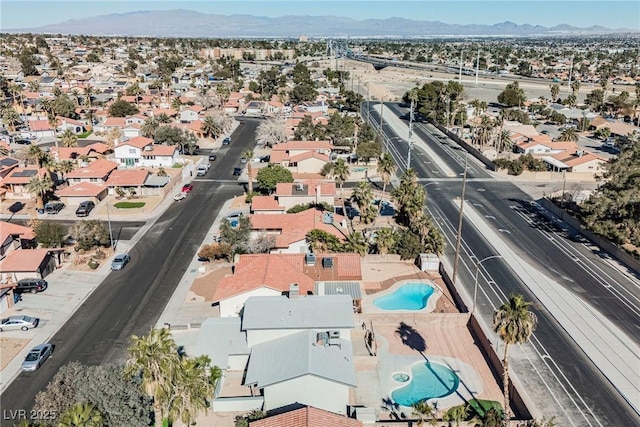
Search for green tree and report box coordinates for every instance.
[497,81,526,108]
[60,129,78,147]
[343,231,368,256]
[69,220,111,250]
[52,93,78,119]
[443,405,468,427]
[557,127,578,142]
[154,126,197,154]
[33,220,67,248]
[594,127,611,140]
[57,403,104,427]
[219,215,252,252]
[19,49,39,76]
[412,400,436,426]
[2,107,21,132]
[585,89,605,111]
[256,164,293,193]
[108,99,139,117]
[570,80,581,95]
[289,83,318,104]
[243,150,255,194]
[164,356,215,426]
[377,153,397,204]
[325,158,351,221]
[201,116,222,139]
[392,228,424,260]
[493,294,537,423]
[27,175,54,209]
[141,117,159,139]
[306,229,342,253]
[351,181,375,224]
[373,228,395,255]
[234,409,267,427]
[549,84,560,102]
[293,115,318,141]
[392,168,426,226]
[494,129,513,153]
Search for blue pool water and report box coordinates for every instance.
[373,283,434,310]
[391,362,460,406]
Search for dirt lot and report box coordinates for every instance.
[0,337,30,370]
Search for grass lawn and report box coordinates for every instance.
[77,130,93,139]
[114,201,145,209]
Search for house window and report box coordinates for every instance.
[129,149,136,154]
[90,178,97,182]
[134,159,139,163]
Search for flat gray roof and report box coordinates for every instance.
[242,295,354,331]
[244,329,356,388]
[315,281,362,299]
[197,317,249,369]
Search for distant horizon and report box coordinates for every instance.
[2,1,639,31]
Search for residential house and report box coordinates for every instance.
[179,106,203,123]
[270,141,333,174]
[0,157,20,179]
[250,196,286,214]
[248,209,347,253]
[66,158,119,185]
[0,221,36,260]
[513,136,577,155]
[114,136,181,168]
[0,248,60,282]
[249,405,363,427]
[1,167,49,199]
[51,142,111,164]
[56,182,108,206]
[212,252,361,317]
[28,120,55,138]
[245,101,264,116]
[274,180,336,211]
[543,150,608,173]
[589,116,638,139]
[56,117,87,134]
[122,122,142,139]
[105,169,149,196]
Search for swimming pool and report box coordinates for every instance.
[391,362,460,406]
[373,283,434,310]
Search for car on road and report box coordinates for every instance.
[14,139,31,145]
[240,157,247,164]
[15,278,48,294]
[0,315,39,332]
[75,201,95,217]
[111,254,131,270]
[233,166,243,176]
[222,137,231,145]
[173,192,187,202]
[21,343,53,372]
[209,153,217,161]
[44,202,65,214]
[182,184,194,193]
[197,166,207,176]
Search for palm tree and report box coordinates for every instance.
[9,84,25,114]
[549,84,560,102]
[557,127,578,142]
[411,214,433,246]
[351,181,374,222]
[2,107,21,132]
[83,86,94,107]
[156,113,171,123]
[26,175,54,210]
[141,117,159,139]
[201,116,222,140]
[326,158,351,222]
[58,403,104,427]
[344,231,368,256]
[28,81,40,92]
[412,400,436,426]
[70,88,81,107]
[27,144,46,166]
[60,129,78,147]
[570,79,581,95]
[374,227,395,255]
[165,356,214,426]
[376,153,396,204]
[126,328,181,426]
[171,97,183,111]
[494,129,513,153]
[493,294,538,424]
[55,160,76,181]
[243,150,254,194]
[443,405,468,427]
[392,168,426,226]
[475,115,495,149]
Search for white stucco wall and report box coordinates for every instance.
[247,328,352,348]
[139,155,178,168]
[219,287,282,317]
[295,157,327,174]
[277,195,334,210]
[263,375,349,414]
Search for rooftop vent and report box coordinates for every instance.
[144,145,153,151]
[295,183,305,192]
[322,257,333,269]
[305,253,316,266]
[323,212,334,224]
[328,330,341,347]
[315,331,329,346]
[289,283,299,299]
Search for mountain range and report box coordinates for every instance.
[8,10,635,38]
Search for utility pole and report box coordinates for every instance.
[452,153,468,284]
[379,96,384,133]
[407,96,415,169]
[458,49,463,83]
[475,48,480,86]
[567,55,574,92]
[106,201,115,250]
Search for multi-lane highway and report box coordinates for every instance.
[0,120,258,424]
[366,103,640,426]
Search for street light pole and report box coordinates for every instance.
[407,96,415,169]
[106,200,115,250]
[472,255,503,315]
[452,152,468,285]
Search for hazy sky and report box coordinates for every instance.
[2,1,639,30]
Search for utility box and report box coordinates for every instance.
[416,253,439,272]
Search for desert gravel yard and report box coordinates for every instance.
[0,337,30,370]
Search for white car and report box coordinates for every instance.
[174,192,187,202]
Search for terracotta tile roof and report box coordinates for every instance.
[213,254,315,302]
[249,406,362,427]
[276,180,336,196]
[0,221,35,243]
[57,116,84,126]
[2,167,47,185]
[29,120,52,132]
[103,117,126,127]
[150,108,177,117]
[288,151,330,163]
[517,139,575,151]
[105,169,149,186]
[272,141,333,151]
[0,248,52,272]
[56,182,107,197]
[143,145,178,156]
[269,150,288,164]
[551,150,607,167]
[120,136,153,149]
[66,159,119,179]
[251,196,285,212]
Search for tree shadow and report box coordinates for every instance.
[395,321,427,356]
[6,201,25,221]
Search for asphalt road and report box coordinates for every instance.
[0,121,256,423]
[367,103,640,425]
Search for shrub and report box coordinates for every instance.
[88,259,99,269]
[508,161,524,175]
[493,158,512,171]
[198,243,232,261]
[113,202,145,209]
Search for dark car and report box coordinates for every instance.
[75,201,95,217]
[15,278,48,294]
[209,153,217,161]
[44,202,64,214]
[233,167,243,176]
[222,137,231,145]
[259,155,270,163]
[14,139,32,145]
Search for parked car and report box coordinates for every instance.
[182,184,194,193]
[44,202,65,214]
[233,167,243,176]
[259,155,270,163]
[173,192,187,202]
[240,157,247,164]
[14,139,31,145]
[0,315,39,332]
[209,154,217,161]
[21,343,53,371]
[75,201,95,217]
[111,254,131,270]
[222,137,231,145]
[14,278,48,294]
[196,166,207,176]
